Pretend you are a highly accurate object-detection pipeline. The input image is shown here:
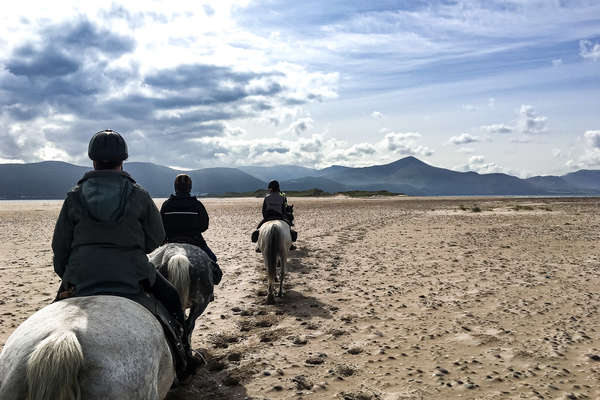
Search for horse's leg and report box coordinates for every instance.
[266,279,275,305]
[184,299,210,346]
[278,258,285,297]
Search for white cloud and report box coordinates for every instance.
[280,117,314,136]
[454,155,511,175]
[481,124,513,134]
[584,130,600,148]
[461,104,477,112]
[488,97,496,109]
[552,58,563,67]
[383,132,433,157]
[449,133,480,145]
[480,105,548,137]
[552,148,561,158]
[517,105,547,134]
[580,39,600,61]
[457,147,475,154]
[371,111,383,119]
[187,129,433,168]
[563,131,600,169]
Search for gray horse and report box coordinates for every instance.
[257,220,291,304]
[149,243,220,349]
[0,296,175,400]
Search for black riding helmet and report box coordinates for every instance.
[88,130,128,162]
[268,180,280,192]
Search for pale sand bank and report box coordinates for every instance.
[1,197,599,399]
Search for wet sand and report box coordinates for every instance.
[1,197,600,399]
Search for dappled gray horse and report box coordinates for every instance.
[149,243,220,348]
[0,296,174,400]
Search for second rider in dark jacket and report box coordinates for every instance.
[160,174,217,262]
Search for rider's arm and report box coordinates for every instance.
[262,196,268,218]
[281,193,287,214]
[51,196,74,278]
[196,200,209,232]
[142,192,166,253]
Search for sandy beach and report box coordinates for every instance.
[1,197,599,400]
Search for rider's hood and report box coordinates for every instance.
[77,170,135,222]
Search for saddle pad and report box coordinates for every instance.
[121,292,187,371]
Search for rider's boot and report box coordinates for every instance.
[251,230,259,243]
[289,229,297,250]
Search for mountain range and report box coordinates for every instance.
[1,157,599,199]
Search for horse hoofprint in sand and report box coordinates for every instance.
[0,296,175,400]
[257,220,292,304]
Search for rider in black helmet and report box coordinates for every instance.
[52,129,202,379]
[161,174,218,263]
[251,180,297,250]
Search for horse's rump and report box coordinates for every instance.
[0,296,174,400]
[258,220,292,303]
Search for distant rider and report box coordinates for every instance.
[160,174,218,263]
[251,180,297,249]
[51,129,202,378]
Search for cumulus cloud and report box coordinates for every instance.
[563,130,600,169]
[584,130,600,148]
[481,124,513,134]
[580,39,600,61]
[0,14,339,166]
[184,128,433,168]
[480,105,547,137]
[517,105,547,135]
[552,148,561,158]
[454,155,511,175]
[383,132,432,157]
[449,133,480,145]
[371,111,383,119]
[283,117,314,136]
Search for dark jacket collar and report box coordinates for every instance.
[78,170,136,185]
[172,192,193,199]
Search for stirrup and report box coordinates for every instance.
[189,348,207,366]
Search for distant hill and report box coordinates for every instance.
[238,165,319,181]
[0,162,264,199]
[0,161,89,199]
[1,157,599,199]
[524,176,589,194]
[316,157,542,195]
[279,176,349,193]
[561,170,600,191]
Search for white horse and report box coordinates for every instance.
[257,220,292,304]
[0,295,175,400]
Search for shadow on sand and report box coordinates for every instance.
[166,349,250,400]
[275,289,333,320]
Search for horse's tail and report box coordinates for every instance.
[26,330,84,400]
[167,254,191,307]
[266,224,281,280]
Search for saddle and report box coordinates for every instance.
[55,288,189,379]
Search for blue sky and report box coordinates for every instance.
[0,0,599,176]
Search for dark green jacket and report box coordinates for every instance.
[52,170,165,296]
